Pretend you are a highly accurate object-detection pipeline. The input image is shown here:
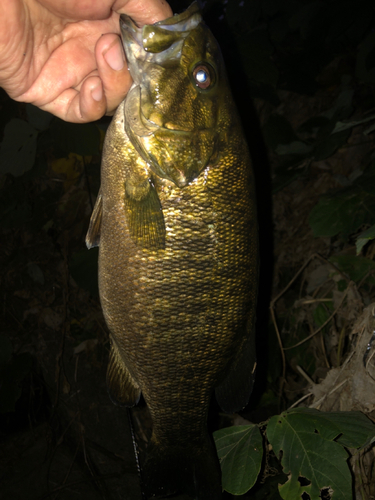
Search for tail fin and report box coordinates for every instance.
[141,437,222,499]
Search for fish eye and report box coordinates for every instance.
[192,64,214,90]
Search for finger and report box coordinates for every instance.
[16,39,97,108]
[114,0,173,25]
[36,0,113,20]
[35,76,107,122]
[96,33,132,115]
[38,0,172,25]
[14,18,117,107]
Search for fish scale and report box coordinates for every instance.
[86,2,258,498]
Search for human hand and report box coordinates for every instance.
[0,0,172,122]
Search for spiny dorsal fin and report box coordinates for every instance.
[124,178,165,250]
[106,338,141,407]
[86,193,102,249]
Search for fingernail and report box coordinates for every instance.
[103,40,125,71]
[91,83,103,102]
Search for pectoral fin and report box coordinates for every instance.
[215,321,257,413]
[86,192,102,249]
[124,178,165,250]
[106,338,141,407]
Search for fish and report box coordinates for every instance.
[86,2,258,499]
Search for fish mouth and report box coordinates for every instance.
[119,2,202,69]
[120,2,214,188]
[120,1,203,133]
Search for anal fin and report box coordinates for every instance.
[106,338,141,407]
[86,192,102,249]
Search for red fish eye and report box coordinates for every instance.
[193,64,212,89]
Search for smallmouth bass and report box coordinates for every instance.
[86,3,258,499]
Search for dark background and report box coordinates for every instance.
[1,0,375,498]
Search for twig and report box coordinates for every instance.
[46,411,80,498]
[127,408,147,500]
[288,393,313,409]
[296,365,314,385]
[269,305,286,399]
[336,324,346,367]
[270,253,350,399]
[284,282,353,350]
[310,377,349,409]
[321,328,330,369]
[300,298,333,304]
[271,254,319,307]
[52,440,81,500]
[357,270,374,289]
[83,156,94,212]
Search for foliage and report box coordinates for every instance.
[201,0,375,251]
[203,0,375,96]
[214,408,375,499]
[0,91,104,413]
[309,162,375,246]
[214,424,263,495]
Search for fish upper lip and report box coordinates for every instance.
[119,14,140,32]
[120,2,201,34]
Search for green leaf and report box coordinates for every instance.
[298,116,330,136]
[329,255,375,285]
[321,80,354,121]
[267,408,356,500]
[356,224,375,255]
[284,408,375,448]
[213,424,263,495]
[309,188,375,239]
[332,113,375,134]
[312,129,351,161]
[325,413,375,449]
[0,119,38,176]
[364,121,375,135]
[312,303,332,329]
